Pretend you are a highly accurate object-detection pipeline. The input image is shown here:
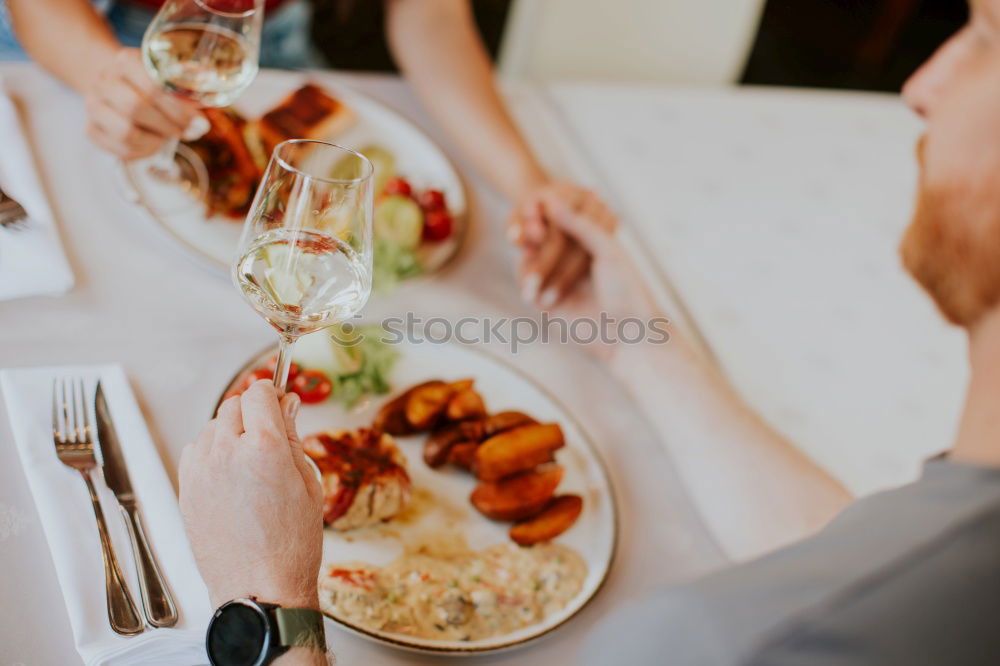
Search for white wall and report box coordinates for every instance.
[499,0,766,84]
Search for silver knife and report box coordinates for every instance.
[95,381,179,628]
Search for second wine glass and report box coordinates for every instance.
[137,0,264,212]
[233,140,375,390]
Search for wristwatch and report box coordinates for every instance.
[206,598,326,666]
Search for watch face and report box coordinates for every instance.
[208,601,268,666]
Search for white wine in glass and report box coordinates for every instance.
[234,140,375,390]
[135,0,263,212]
[145,21,257,107]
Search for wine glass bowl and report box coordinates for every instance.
[234,140,375,390]
[133,0,263,214]
[142,0,262,108]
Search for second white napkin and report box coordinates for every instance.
[0,74,74,301]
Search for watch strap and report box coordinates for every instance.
[273,607,327,652]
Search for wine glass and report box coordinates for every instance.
[134,0,263,213]
[233,140,375,390]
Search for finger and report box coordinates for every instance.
[215,395,245,441]
[520,227,567,303]
[513,199,547,246]
[280,392,304,456]
[506,211,525,246]
[179,442,194,479]
[537,187,618,253]
[118,49,201,131]
[86,116,161,161]
[281,392,318,489]
[195,420,217,449]
[538,242,591,308]
[99,75,183,139]
[239,379,286,443]
[88,100,164,158]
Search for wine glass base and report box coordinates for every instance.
[129,144,210,217]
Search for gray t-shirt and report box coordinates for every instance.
[583,460,1000,666]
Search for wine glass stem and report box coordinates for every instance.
[273,334,297,392]
[153,136,181,175]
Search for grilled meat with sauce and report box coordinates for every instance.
[304,428,411,530]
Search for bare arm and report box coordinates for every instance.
[612,334,851,561]
[8,0,202,160]
[384,0,547,201]
[385,0,596,304]
[7,0,118,91]
[536,184,852,562]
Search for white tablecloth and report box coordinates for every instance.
[0,63,969,663]
[0,64,724,666]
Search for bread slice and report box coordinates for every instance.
[250,83,356,167]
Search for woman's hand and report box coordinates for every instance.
[509,184,592,308]
[179,380,324,611]
[83,47,207,160]
[513,183,659,321]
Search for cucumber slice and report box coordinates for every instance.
[374,194,424,249]
[331,144,396,195]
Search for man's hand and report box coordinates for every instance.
[179,380,324,611]
[513,183,659,322]
[509,184,593,308]
[83,47,207,160]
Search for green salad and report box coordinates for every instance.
[294,324,399,407]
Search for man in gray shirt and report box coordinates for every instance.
[569,0,1000,661]
[175,1,1000,664]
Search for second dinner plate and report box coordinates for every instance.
[124,69,468,279]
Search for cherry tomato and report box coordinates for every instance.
[383,177,413,198]
[417,189,446,211]
[290,369,333,404]
[422,209,454,242]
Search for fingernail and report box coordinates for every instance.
[182,114,210,141]
[539,287,559,309]
[521,273,540,302]
[507,225,522,243]
[284,393,301,420]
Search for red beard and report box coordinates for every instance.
[901,136,1000,326]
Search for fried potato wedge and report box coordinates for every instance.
[448,378,475,393]
[456,411,538,443]
[447,441,479,469]
[405,381,453,431]
[446,388,487,421]
[474,423,564,481]
[471,465,564,521]
[423,422,469,467]
[373,381,439,436]
[509,494,583,546]
[481,411,537,438]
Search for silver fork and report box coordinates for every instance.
[52,377,145,636]
[0,187,29,230]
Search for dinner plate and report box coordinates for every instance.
[124,68,467,279]
[218,334,617,655]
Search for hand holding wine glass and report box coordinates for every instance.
[234,140,375,390]
[134,0,264,211]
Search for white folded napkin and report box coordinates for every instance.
[1,364,212,666]
[0,75,74,301]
